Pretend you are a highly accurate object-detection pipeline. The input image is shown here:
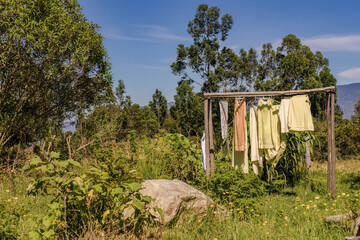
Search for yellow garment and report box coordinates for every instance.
[264,135,286,167]
[258,101,286,167]
[234,99,246,151]
[232,120,249,173]
[288,95,314,131]
[257,99,275,149]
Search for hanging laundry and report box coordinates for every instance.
[234,98,246,151]
[201,132,206,171]
[279,97,291,133]
[249,105,263,174]
[219,99,228,139]
[263,104,286,166]
[257,99,275,149]
[232,123,249,173]
[258,100,286,167]
[288,95,314,131]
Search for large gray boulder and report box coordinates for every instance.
[139,179,213,224]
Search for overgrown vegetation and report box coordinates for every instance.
[0,0,359,239]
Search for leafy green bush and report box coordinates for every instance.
[23,151,161,239]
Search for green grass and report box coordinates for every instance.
[0,159,359,239]
[160,161,359,240]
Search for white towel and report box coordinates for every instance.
[219,99,228,139]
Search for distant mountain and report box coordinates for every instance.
[337,83,360,120]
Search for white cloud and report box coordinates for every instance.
[338,67,360,78]
[148,31,191,41]
[104,24,190,42]
[302,35,360,52]
[104,33,157,42]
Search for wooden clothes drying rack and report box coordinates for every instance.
[203,86,337,199]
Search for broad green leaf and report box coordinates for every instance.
[42,214,55,229]
[28,231,41,240]
[30,157,43,167]
[127,182,142,192]
[50,152,60,159]
[74,177,83,186]
[111,187,123,195]
[54,160,68,168]
[142,196,154,203]
[21,164,30,172]
[132,198,145,210]
[35,165,48,172]
[43,229,55,238]
[93,184,103,193]
[54,177,63,183]
[68,159,82,168]
[47,202,60,210]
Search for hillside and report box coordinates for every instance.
[337,83,360,119]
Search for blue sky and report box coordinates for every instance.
[78,0,360,105]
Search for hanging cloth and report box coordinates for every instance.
[232,122,249,173]
[234,98,246,151]
[288,95,314,131]
[279,97,291,133]
[201,132,206,171]
[257,99,275,149]
[263,104,286,167]
[219,99,228,139]
[249,105,263,174]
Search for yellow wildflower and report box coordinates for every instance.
[342,193,345,196]
[315,196,320,200]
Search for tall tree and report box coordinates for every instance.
[170,81,203,138]
[0,0,113,147]
[171,4,233,93]
[148,89,168,127]
[115,79,126,107]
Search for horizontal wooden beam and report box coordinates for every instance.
[203,86,336,98]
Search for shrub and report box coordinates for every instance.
[23,151,161,239]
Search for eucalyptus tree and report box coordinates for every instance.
[171,4,233,93]
[0,0,113,147]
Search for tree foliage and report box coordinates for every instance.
[148,89,168,127]
[0,0,113,147]
[352,99,360,127]
[171,4,233,93]
[170,81,203,138]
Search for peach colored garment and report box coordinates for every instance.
[234,99,246,151]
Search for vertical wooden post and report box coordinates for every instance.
[326,93,332,193]
[209,100,215,175]
[204,98,210,176]
[331,92,336,199]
